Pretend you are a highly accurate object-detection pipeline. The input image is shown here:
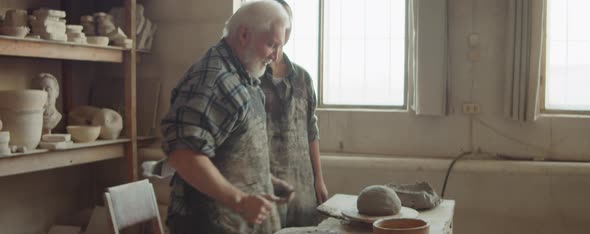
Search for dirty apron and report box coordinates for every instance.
[260,59,320,227]
[167,84,280,234]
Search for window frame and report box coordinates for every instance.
[316,0,409,110]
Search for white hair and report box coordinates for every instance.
[222,0,290,39]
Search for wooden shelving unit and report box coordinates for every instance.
[0,0,147,232]
[0,0,139,180]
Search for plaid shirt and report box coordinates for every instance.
[160,39,280,233]
[161,39,260,157]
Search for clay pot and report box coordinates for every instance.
[0,90,47,111]
[67,125,101,143]
[0,26,30,38]
[373,218,429,234]
[0,131,10,156]
[4,9,28,27]
[0,90,47,150]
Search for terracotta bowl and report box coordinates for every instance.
[373,218,429,234]
[0,26,30,38]
[67,125,101,143]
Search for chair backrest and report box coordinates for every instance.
[104,179,164,234]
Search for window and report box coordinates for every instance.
[243,0,407,108]
[545,0,590,112]
[322,0,406,107]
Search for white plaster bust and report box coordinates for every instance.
[34,73,62,132]
[91,108,123,140]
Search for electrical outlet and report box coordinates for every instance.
[462,103,481,114]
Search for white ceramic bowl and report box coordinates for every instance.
[87,36,109,46]
[67,125,101,143]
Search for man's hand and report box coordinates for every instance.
[271,176,295,204]
[315,180,329,204]
[232,194,277,224]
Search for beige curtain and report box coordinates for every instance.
[504,0,546,122]
[408,0,449,116]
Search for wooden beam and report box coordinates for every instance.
[124,0,138,182]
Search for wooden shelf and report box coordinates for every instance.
[0,139,131,177]
[0,35,127,63]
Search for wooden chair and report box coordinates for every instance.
[104,179,164,234]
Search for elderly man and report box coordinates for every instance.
[160,1,290,233]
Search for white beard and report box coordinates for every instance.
[243,44,269,78]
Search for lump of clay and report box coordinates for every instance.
[68,106,101,125]
[357,185,401,216]
[91,108,123,140]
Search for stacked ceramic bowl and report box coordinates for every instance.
[0,9,30,38]
[30,8,67,42]
[66,25,86,44]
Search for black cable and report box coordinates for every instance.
[441,151,472,198]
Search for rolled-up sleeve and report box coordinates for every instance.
[305,71,320,142]
[161,76,244,157]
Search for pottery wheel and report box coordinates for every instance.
[341,206,419,224]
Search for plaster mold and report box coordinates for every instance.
[91,108,123,140]
[41,134,71,142]
[30,8,67,42]
[0,90,47,150]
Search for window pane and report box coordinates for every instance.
[323,0,406,106]
[282,0,320,94]
[546,0,590,111]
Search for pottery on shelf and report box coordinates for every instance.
[0,90,47,150]
[87,36,109,46]
[4,9,28,27]
[0,26,30,38]
[0,131,11,156]
[67,125,101,143]
[91,108,123,140]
